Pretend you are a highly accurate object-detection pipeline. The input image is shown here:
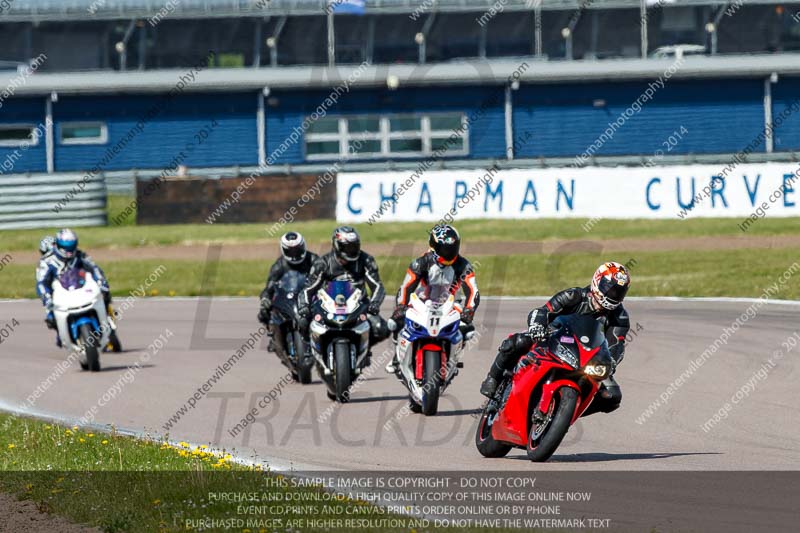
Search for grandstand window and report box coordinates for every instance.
[0,125,39,147]
[305,113,467,160]
[59,122,108,145]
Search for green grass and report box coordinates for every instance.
[1,249,798,300]
[0,413,517,532]
[1,214,798,252]
[107,194,137,227]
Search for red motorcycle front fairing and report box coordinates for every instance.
[539,378,601,424]
[491,350,574,446]
[491,339,604,447]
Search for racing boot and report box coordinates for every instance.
[480,361,505,398]
[479,376,498,398]
[385,355,399,374]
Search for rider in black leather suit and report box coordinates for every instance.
[257,232,319,355]
[480,262,632,416]
[296,227,390,359]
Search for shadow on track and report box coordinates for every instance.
[346,394,408,404]
[436,408,483,417]
[99,364,156,373]
[547,451,723,463]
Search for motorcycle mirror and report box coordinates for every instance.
[387,318,398,332]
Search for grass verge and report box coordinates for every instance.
[0,248,798,300]
[1,216,799,252]
[0,414,428,533]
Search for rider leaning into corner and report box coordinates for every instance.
[385,224,480,373]
[35,229,112,347]
[296,226,390,365]
[480,262,631,417]
[257,232,319,353]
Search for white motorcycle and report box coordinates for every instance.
[390,284,474,415]
[52,265,120,372]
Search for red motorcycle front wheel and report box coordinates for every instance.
[526,386,579,462]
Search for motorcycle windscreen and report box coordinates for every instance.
[58,266,88,290]
[276,270,306,294]
[323,280,356,316]
[417,282,452,308]
[273,271,307,316]
[547,314,609,368]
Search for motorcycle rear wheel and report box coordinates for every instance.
[526,386,578,462]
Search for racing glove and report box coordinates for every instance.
[45,312,56,330]
[609,343,625,373]
[390,306,406,323]
[460,307,475,325]
[527,322,548,341]
[296,304,310,321]
[257,307,271,325]
[368,301,382,316]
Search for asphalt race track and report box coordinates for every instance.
[1,297,798,472]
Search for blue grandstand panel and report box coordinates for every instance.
[0,97,48,174]
[53,93,258,172]
[265,86,507,164]
[771,77,800,153]
[513,79,766,159]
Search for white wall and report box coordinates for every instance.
[336,163,800,223]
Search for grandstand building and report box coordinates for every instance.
[1,1,800,227]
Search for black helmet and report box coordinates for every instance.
[590,262,631,311]
[332,226,361,263]
[429,224,460,265]
[280,232,307,265]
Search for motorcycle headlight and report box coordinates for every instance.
[584,364,609,378]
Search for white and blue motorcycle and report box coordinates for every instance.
[390,284,474,416]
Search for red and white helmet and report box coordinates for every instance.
[590,262,631,311]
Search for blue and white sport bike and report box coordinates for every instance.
[392,284,473,416]
[52,265,120,372]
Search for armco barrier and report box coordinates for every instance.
[0,174,107,230]
[105,174,136,196]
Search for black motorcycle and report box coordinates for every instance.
[270,270,314,384]
[308,279,371,402]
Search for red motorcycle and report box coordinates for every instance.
[476,314,615,462]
